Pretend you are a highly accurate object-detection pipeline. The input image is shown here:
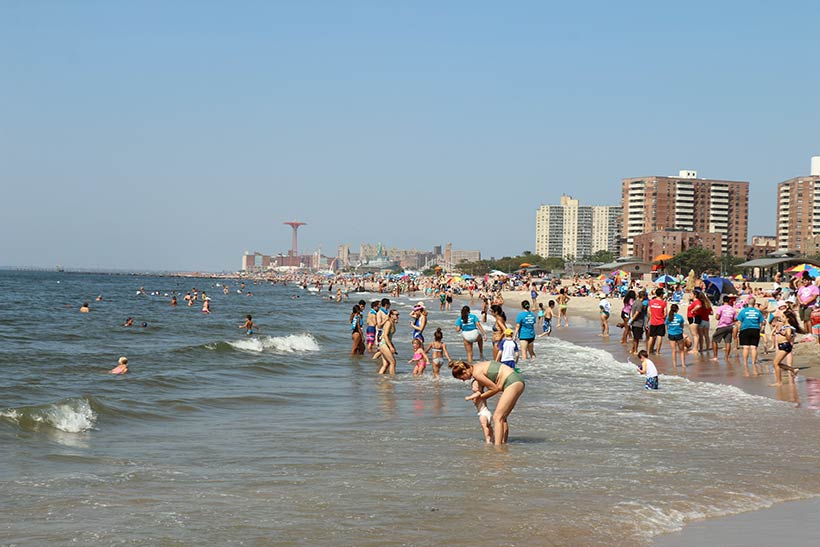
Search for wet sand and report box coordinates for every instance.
[540,309,820,546]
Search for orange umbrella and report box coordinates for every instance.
[654,254,674,262]
[519,263,533,268]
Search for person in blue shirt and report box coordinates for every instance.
[514,300,537,360]
[736,296,765,375]
[456,305,486,363]
[665,303,687,369]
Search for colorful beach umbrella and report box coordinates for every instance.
[612,269,629,278]
[654,274,677,284]
[596,274,607,281]
[519,263,533,268]
[786,263,820,276]
[654,253,674,262]
[733,274,747,281]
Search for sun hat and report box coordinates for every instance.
[777,300,788,308]
[504,328,514,336]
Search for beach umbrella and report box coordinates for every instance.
[519,263,533,268]
[611,269,629,278]
[733,274,747,281]
[450,276,464,283]
[462,274,474,280]
[654,253,674,262]
[654,274,677,284]
[786,263,820,277]
[596,274,607,281]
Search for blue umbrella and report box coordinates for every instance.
[654,274,678,284]
[462,274,474,280]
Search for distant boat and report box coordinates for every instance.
[56,265,64,272]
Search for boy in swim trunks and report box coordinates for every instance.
[636,350,659,390]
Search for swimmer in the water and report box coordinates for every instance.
[171,295,177,306]
[123,317,133,327]
[80,302,90,313]
[110,356,129,375]
[241,314,257,335]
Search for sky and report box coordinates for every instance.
[1,1,819,271]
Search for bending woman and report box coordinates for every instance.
[456,305,486,363]
[449,360,525,445]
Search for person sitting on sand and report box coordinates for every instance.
[110,356,129,375]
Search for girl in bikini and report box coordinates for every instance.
[425,328,452,378]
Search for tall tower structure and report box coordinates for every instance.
[283,221,306,258]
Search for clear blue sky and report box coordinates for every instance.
[2,1,818,271]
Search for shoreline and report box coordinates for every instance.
[515,295,820,546]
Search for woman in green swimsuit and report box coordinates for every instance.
[449,360,525,445]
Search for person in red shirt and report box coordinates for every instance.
[647,288,668,354]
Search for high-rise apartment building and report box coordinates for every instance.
[621,170,749,258]
[776,157,820,252]
[535,195,621,259]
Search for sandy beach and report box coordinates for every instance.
[495,287,820,545]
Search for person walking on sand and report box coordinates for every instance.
[665,304,687,369]
[627,290,647,355]
[456,306,486,363]
[647,288,666,354]
[556,289,570,327]
[736,296,765,376]
[711,295,736,362]
[450,360,525,445]
[620,290,636,345]
[770,308,802,386]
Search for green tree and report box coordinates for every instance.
[587,250,615,263]
[667,247,719,275]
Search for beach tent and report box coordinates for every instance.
[653,274,677,284]
[704,277,737,304]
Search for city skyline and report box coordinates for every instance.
[2,2,819,271]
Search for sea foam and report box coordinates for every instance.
[1,397,97,433]
[227,333,321,353]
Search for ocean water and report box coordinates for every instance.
[1,271,819,546]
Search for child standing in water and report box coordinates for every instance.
[636,349,659,390]
[471,379,494,443]
[425,327,452,378]
[241,314,257,335]
[409,338,429,376]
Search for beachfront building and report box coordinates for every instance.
[621,170,749,258]
[776,156,820,253]
[631,230,723,263]
[535,195,621,259]
[241,251,273,272]
[745,235,778,260]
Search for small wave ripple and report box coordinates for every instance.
[205,333,321,354]
[1,397,97,433]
